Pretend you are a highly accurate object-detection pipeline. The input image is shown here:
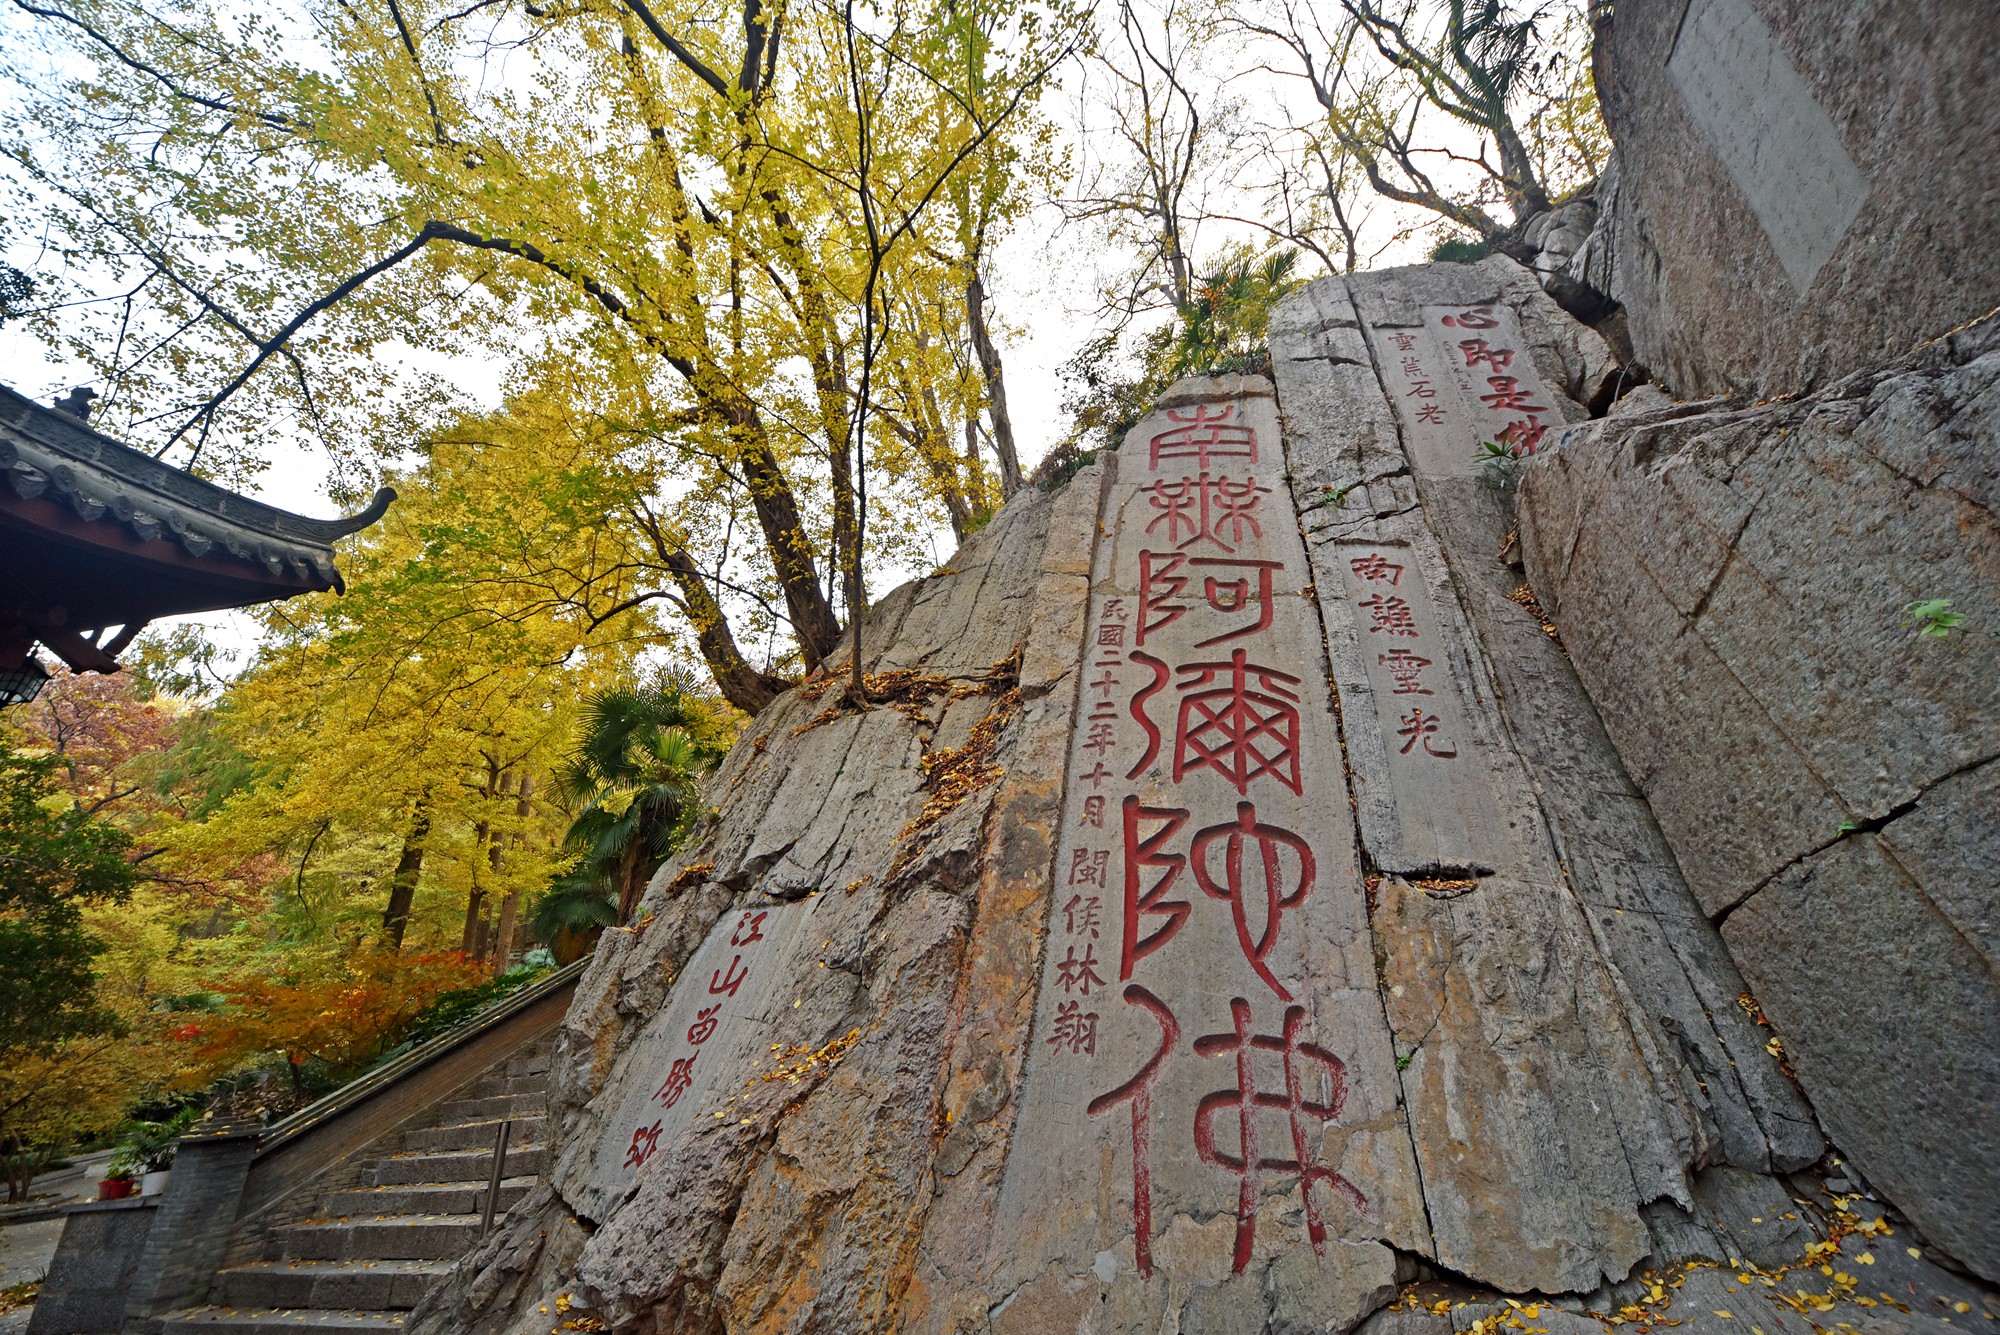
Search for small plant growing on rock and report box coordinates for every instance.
[1902,599,1965,638]
[1474,439,1524,489]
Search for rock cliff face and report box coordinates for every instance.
[408,259,1993,1334]
[402,3,2000,1324]
[1582,0,2000,398]
[1517,315,2000,1282]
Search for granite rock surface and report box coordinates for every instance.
[1517,313,2000,1282]
[1587,0,2000,398]
[408,264,1990,1333]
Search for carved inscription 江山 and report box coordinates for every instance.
[1001,389,1403,1286]
[556,898,824,1220]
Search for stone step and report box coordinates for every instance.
[398,1115,545,1153]
[211,1259,447,1310]
[366,1144,544,1185]
[270,1214,482,1261]
[324,1177,535,1217]
[432,1091,545,1124]
[449,1073,544,1100]
[160,1307,406,1333]
[507,1052,550,1078]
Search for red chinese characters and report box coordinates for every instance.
[1193,999,1369,1272]
[1190,802,1316,1002]
[1346,548,1461,762]
[1479,375,1545,415]
[1057,943,1108,996]
[625,909,774,1175]
[1120,798,1192,979]
[1430,306,1555,456]
[1138,551,1282,649]
[1050,393,1370,1277]
[1086,985,1180,1277]
[1148,403,1258,470]
[623,1120,663,1171]
[1048,1000,1099,1056]
[1144,473,1270,553]
[1439,305,1499,329]
[1166,651,1305,795]
[654,1055,697,1110]
[1457,337,1514,371]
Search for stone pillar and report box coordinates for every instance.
[119,1119,261,1333]
[26,1198,159,1335]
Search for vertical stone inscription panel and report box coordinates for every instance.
[1666,0,1869,295]
[1370,303,1567,480]
[1333,543,1505,874]
[553,896,831,1223]
[994,383,1426,1313]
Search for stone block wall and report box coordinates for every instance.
[1589,0,2000,397]
[1517,315,2000,1281]
[26,1199,158,1335]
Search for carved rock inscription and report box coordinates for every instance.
[995,385,1424,1312]
[1372,302,1567,479]
[552,896,831,1223]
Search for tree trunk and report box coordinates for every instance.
[463,758,499,953]
[660,546,792,713]
[1492,117,1551,221]
[616,840,646,925]
[703,385,845,667]
[381,800,430,950]
[492,891,520,975]
[461,888,485,954]
[486,771,534,975]
[966,272,1023,499]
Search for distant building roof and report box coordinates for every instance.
[0,381,392,679]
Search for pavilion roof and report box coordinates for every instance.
[1,382,393,673]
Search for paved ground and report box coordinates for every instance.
[0,1218,60,1289]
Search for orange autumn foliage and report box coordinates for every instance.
[183,949,487,1080]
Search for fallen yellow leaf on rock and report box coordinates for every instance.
[1713,1311,1733,1319]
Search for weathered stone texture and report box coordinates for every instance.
[1590,0,2000,397]
[1517,315,2000,1280]
[410,466,1099,1335]
[413,260,1998,1334]
[1272,262,1821,1272]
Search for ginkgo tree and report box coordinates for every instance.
[2,0,1088,710]
[163,401,670,961]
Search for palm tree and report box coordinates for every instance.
[525,870,620,963]
[544,677,730,933]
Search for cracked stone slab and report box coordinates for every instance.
[1276,260,1819,1290]
[1519,317,2000,1282]
[989,379,1420,1331]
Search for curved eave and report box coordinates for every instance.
[0,490,336,630]
[0,382,394,602]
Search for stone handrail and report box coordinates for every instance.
[234,959,584,1228]
[31,959,590,1335]
[256,958,586,1158]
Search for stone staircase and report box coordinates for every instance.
[158,1045,552,1333]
